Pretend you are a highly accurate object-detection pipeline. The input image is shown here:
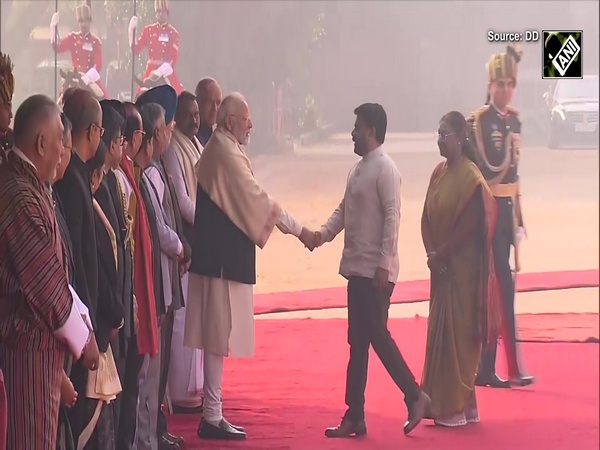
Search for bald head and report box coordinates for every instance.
[13,95,60,149]
[13,94,64,182]
[63,88,102,161]
[195,77,222,127]
[217,93,252,146]
[63,89,101,136]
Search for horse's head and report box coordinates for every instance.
[137,73,169,89]
[60,69,85,90]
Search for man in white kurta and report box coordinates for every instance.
[162,90,208,413]
[184,93,316,440]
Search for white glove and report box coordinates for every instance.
[50,12,59,27]
[516,226,526,245]
[85,67,101,84]
[128,16,138,48]
[50,12,59,44]
[155,62,173,77]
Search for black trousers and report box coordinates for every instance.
[344,277,420,421]
[479,198,520,377]
[116,335,145,450]
[157,310,175,437]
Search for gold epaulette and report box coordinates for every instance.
[468,105,489,133]
[506,105,520,116]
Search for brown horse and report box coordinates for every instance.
[134,73,170,99]
[58,69,105,104]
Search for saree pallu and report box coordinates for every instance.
[421,159,501,419]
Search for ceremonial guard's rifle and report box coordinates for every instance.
[54,0,58,101]
[130,0,137,101]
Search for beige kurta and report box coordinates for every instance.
[184,274,254,358]
[184,128,302,358]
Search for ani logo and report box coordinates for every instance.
[542,31,583,79]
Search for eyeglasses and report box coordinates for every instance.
[114,135,125,146]
[436,131,458,141]
[89,123,105,137]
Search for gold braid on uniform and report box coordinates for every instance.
[0,53,15,106]
[470,105,512,184]
[115,173,135,257]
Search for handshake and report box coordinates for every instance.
[298,227,324,252]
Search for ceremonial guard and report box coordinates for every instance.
[0,53,14,164]
[468,45,534,389]
[51,4,107,99]
[129,0,183,95]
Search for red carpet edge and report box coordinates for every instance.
[254,269,600,315]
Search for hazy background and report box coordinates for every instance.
[0,0,598,137]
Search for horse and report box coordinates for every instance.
[58,68,105,105]
[134,73,170,99]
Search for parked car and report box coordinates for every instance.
[546,75,599,149]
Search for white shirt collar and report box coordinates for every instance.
[12,147,38,172]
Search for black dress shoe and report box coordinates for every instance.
[223,418,245,433]
[198,418,247,440]
[162,432,184,446]
[325,418,367,438]
[404,391,431,435]
[475,373,511,388]
[510,375,535,387]
[158,434,180,450]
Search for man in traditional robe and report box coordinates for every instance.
[53,88,105,445]
[51,4,107,98]
[195,78,222,147]
[115,102,160,450]
[0,94,99,450]
[163,91,204,415]
[185,93,316,440]
[136,86,186,449]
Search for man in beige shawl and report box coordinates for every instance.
[163,90,206,414]
[185,93,316,441]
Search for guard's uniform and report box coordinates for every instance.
[134,0,183,95]
[53,5,108,98]
[0,52,14,165]
[468,45,532,387]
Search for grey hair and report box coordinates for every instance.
[216,92,247,125]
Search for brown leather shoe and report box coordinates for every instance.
[325,417,367,438]
[403,391,430,435]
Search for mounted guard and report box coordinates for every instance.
[51,3,107,101]
[0,52,15,163]
[128,0,184,96]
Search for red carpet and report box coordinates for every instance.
[254,269,600,314]
[168,314,599,449]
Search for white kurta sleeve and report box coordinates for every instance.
[276,206,303,237]
[54,285,91,358]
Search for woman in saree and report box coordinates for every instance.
[420,111,502,427]
[77,141,122,450]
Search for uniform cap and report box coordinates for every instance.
[76,4,92,21]
[486,44,523,83]
[155,0,169,12]
[0,53,15,106]
[136,84,177,125]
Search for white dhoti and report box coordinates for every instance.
[184,273,254,424]
[167,273,204,408]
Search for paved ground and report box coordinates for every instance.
[251,136,598,302]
